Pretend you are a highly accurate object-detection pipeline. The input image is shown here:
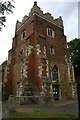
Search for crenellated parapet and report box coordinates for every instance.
[22,15,28,23]
[29,1,63,27]
[16,1,63,31]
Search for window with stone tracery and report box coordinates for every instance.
[52,65,58,82]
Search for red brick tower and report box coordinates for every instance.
[6,2,77,101]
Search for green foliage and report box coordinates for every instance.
[63,112,77,118]
[33,109,40,112]
[67,38,80,80]
[0,0,15,31]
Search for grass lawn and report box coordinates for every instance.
[9,109,78,119]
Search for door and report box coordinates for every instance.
[53,85,59,100]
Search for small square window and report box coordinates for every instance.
[21,30,26,40]
[50,47,54,55]
[48,28,52,36]
[47,28,54,38]
[65,55,67,62]
[20,48,24,55]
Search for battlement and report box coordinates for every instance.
[16,1,63,31]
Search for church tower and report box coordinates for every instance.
[6,2,77,101]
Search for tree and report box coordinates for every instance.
[0,0,15,31]
[67,38,80,81]
[68,38,80,120]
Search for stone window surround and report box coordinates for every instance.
[51,65,59,82]
[21,30,26,40]
[20,48,24,55]
[64,55,67,62]
[50,47,55,55]
[47,28,54,38]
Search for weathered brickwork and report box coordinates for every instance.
[2,61,7,98]
[2,2,77,101]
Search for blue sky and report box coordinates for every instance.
[0,0,78,64]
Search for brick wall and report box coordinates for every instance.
[5,6,76,100]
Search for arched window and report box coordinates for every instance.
[52,65,58,82]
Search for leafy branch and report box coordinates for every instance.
[0,0,15,31]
